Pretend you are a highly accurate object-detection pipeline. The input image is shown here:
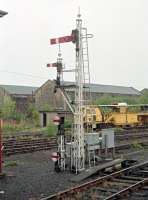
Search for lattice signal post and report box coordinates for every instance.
[71,13,85,173]
[48,13,92,173]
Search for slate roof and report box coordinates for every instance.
[63,82,141,96]
[0,85,38,95]
[89,83,141,95]
[0,82,141,96]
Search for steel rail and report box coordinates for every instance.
[3,130,148,156]
[3,131,148,142]
[104,178,148,200]
[3,138,148,156]
[2,128,148,140]
[41,161,148,200]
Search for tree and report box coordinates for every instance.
[42,104,52,111]
[1,99,16,119]
[27,103,39,126]
[95,96,114,105]
[95,95,140,105]
[138,93,148,104]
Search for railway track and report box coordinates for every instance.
[42,161,148,200]
[3,138,57,156]
[4,132,148,144]
[3,128,148,140]
[3,140,148,156]
[116,132,148,140]
[3,132,148,156]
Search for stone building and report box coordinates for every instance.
[35,80,141,126]
[0,84,37,114]
[35,80,66,112]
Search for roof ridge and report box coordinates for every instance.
[63,81,139,89]
[0,84,38,88]
[0,85,38,95]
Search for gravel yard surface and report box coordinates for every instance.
[0,150,75,200]
[0,148,148,200]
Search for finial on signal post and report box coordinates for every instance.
[58,44,62,58]
[77,7,81,18]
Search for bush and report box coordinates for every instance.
[95,96,114,105]
[13,113,26,121]
[95,93,148,106]
[46,123,57,137]
[27,103,39,126]
[64,120,72,129]
[3,124,24,134]
[42,104,52,111]
[138,93,148,104]
[95,95,139,105]
[2,123,34,134]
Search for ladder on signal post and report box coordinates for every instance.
[81,27,92,104]
[81,27,93,133]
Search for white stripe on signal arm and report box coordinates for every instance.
[55,38,59,44]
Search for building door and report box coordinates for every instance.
[43,113,47,127]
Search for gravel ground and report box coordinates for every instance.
[0,150,76,200]
[0,148,148,200]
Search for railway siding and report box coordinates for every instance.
[42,161,148,200]
[3,131,148,156]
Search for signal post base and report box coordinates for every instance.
[0,173,6,179]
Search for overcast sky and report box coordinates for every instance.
[0,0,147,90]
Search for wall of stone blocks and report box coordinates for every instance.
[35,80,139,113]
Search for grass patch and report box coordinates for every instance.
[2,122,47,136]
[114,128,124,133]
[131,141,143,150]
[4,161,18,168]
